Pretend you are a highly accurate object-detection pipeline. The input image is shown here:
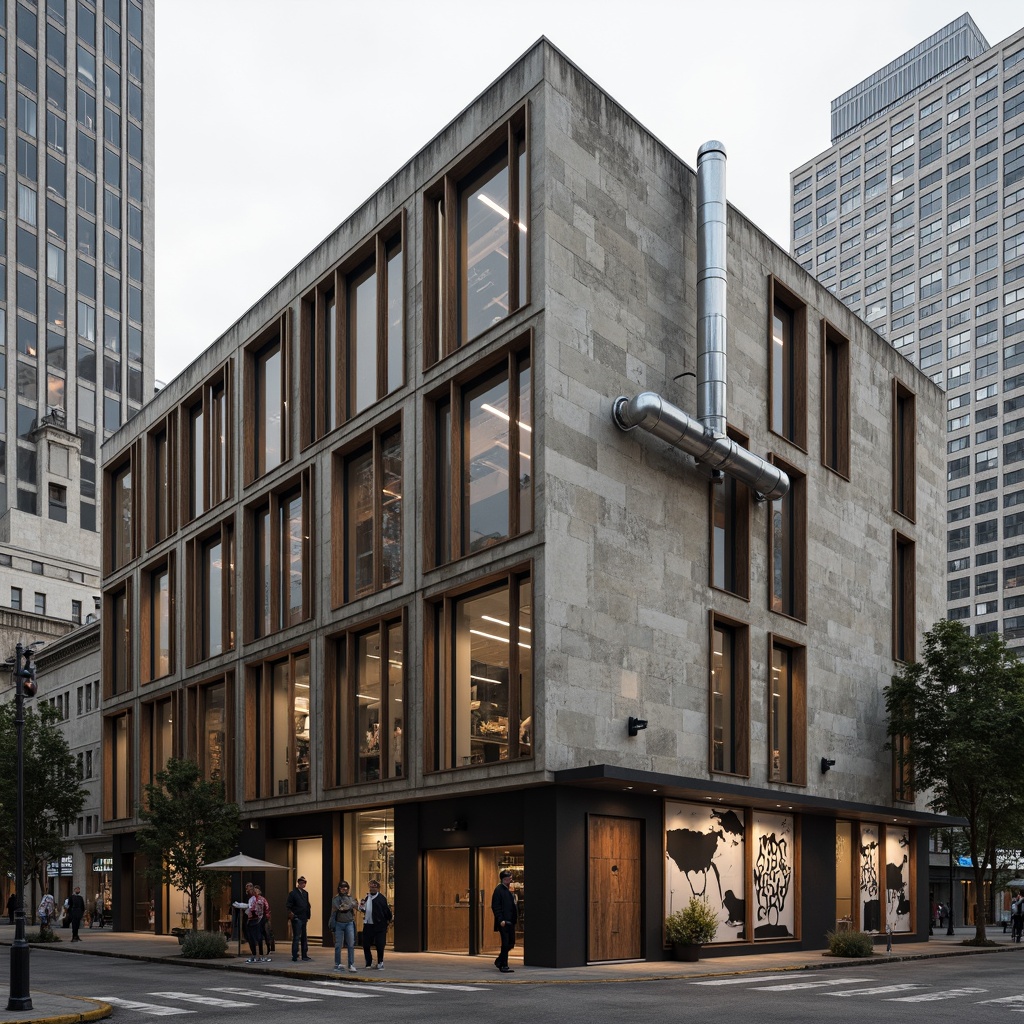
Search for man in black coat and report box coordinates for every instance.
[285,876,312,962]
[6,892,16,925]
[491,869,518,973]
[68,886,86,942]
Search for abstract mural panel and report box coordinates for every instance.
[665,801,745,942]
[859,824,881,933]
[751,811,795,939]
[885,826,912,933]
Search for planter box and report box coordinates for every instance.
[672,942,702,962]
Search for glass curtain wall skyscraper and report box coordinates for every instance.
[0,0,154,627]
[791,14,1024,647]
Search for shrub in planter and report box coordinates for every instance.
[180,930,228,959]
[27,928,61,943]
[825,928,875,957]
[665,895,719,955]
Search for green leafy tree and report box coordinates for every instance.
[0,701,87,899]
[885,619,1024,942]
[137,758,239,931]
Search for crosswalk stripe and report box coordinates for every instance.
[150,991,255,1007]
[886,987,987,1002]
[693,974,809,986]
[266,983,374,999]
[98,996,194,1016]
[752,977,875,991]
[315,981,491,992]
[827,984,922,997]
[212,986,319,1002]
[979,995,1024,1006]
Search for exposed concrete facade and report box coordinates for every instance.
[100,40,945,965]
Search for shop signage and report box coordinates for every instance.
[92,857,113,873]
[46,855,74,877]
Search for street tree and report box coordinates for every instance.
[0,701,86,899]
[885,618,1024,942]
[137,757,239,931]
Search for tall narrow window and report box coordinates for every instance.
[335,423,402,605]
[769,460,806,621]
[710,429,750,597]
[183,364,233,521]
[147,416,175,546]
[245,470,313,640]
[769,638,806,785]
[104,712,132,820]
[141,558,172,683]
[107,451,135,570]
[429,571,532,771]
[187,517,235,663]
[894,381,916,520]
[246,317,290,482]
[769,279,807,447]
[425,111,528,363]
[432,347,532,565]
[822,322,851,476]
[187,675,233,799]
[710,615,748,776]
[142,695,175,795]
[893,733,914,801]
[104,582,132,697]
[894,531,916,662]
[245,651,310,798]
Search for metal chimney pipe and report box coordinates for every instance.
[697,141,727,437]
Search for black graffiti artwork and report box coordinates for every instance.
[711,809,745,846]
[860,839,881,931]
[753,831,792,938]
[723,889,746,935]
[886,855,910,919]
[666,828,724,903]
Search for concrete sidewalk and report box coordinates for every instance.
[3,923,1023,1023]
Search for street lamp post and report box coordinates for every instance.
[947,845,955,936]
[7,642,37,1011]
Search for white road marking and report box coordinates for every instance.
[266,982,374,999]
[827,984,923,997]
[149,991,256,1007]
[98,996,193,1015]
[751,977,875,991]
[886,987,987,1002]
[211,986,319,1002]
[693,974,810,986]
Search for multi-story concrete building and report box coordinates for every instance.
[100,40,945,965]
[0,0,154,627]
[791,14,1024,649]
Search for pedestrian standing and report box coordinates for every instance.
[37,893,55,933]
[6,892,16,925]
[491,869,518,973]
[254,885,272,960]
[331,881,358,972]
[68,886,85,942]
[359,879,392,969]
[237,883,265,964]
[286,876,312,962]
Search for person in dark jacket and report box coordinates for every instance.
[285,876,312,962]
[6,892,16,925]
[68,886,86,941]
[358,879,392,969]
[491,869,518,973]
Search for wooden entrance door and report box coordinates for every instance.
[588,815,642,961]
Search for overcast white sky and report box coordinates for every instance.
[153,0,1024,385]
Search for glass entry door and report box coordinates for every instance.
[477,847,524,957]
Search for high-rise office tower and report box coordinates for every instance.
[0,0,154,637]
[792,14,1024,646]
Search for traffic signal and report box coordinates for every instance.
[19,649,36,698]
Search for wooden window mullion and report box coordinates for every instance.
[450,382,462,560]
[376,236,387,403]
[508,575,521,755]
[507,124,519,313]
[508,353,520,537]
[371,430,382,594]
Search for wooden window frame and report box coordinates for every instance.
[709,426,751,599]
[146,412,177,548]
[821,320,851,478]
[425,564,533,774]
[892,733,915,802]
[243,469,314,642]
[243,647,311,801]
[102,579,133,699]
[767,633,807,786]
[243,313,291,484]
[300,214,405,448]
[140,691,179,802]
[324,612,407,789]
[768,456,807,622]
[768,277,808,451]
[104,443,139,575]
[181,360,234,523]
[331,416,403,607]
[709,611,750,778]
[186,516,236,666]
[893,380,917,521]
[893,530,917,663]
[423,107,529,365]
[103,710,133,822]
[185,672,235,800]
[139,554,174,684]
[426,339,533,568]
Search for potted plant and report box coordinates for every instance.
[665,896,719,961]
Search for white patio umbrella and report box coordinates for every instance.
[199,853,291,956]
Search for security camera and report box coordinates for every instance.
[821,757,836,773]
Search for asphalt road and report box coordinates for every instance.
[23,947,1024,1023]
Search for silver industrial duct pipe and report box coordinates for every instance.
[612,141,790,502]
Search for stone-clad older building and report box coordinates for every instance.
[99,40,945,965]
